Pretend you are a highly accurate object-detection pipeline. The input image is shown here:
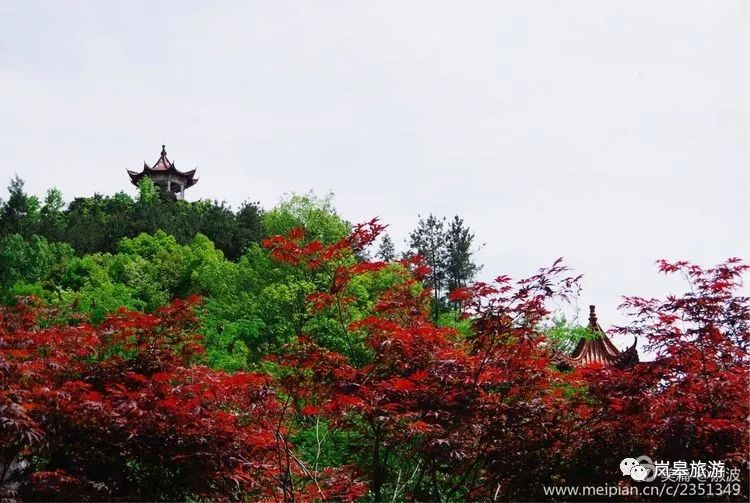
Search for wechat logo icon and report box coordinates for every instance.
[620,455,656,482]
[620,458,639,476]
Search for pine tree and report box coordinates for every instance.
[376,233,396,262]
[408,214,448,321]
[39,188,66,242]
[445,215,481,294]
[0,175,39,237]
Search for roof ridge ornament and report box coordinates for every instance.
[588,305,598,329]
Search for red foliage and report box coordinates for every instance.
[569,259,750,490]
[271,221,748,501]
[273,225,589,500]
[0,298,284,501]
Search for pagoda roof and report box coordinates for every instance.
[553,305,638,369]
[127,145,199,188]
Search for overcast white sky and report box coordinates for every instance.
[1,1,748,345]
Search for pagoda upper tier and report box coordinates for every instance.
[554,305,639,369]
[127,145,198,199]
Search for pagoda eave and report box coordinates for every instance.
[127,167,198,187]
[552,305,639,370]
[126,145,199,197]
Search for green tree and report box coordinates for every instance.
[64,192,137,254]
[38,188,66,242]
[193,200,247,260]
[198,196,401,368]
[0,234,74,303]
[137,177,159,205]
[263,192,350,244]
[408,214,448,321]
[376,233,396,262]
[445,215,481,294]
[0,176,40,237]
[236,200,264,244]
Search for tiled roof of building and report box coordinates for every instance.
[553,305,638,369]
[127,145,198,188]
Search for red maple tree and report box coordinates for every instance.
[567,259,749,495]
[267,221,589,500]
[266,222,749,501]
[0,297,284,501]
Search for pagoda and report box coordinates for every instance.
[127,145,198,200]
[554,305,639,370]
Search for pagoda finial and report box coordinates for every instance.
[161,144,167,157]
[588,305,598,328]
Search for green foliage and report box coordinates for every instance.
[198,247,410,369]
[408,214,448,321]
[0,234,74,302]
[38,188,66,241]
[137,177,159,205]
[263,192,350,244]
[407,214,482,323]
[0,176,263,260]
[0,230,228,321]
[435,308,473,338]
[292,419,366,472]
[64,193,135,254]
[445,215,481,292]
[0,176,40,237]
[544,315,599,353]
